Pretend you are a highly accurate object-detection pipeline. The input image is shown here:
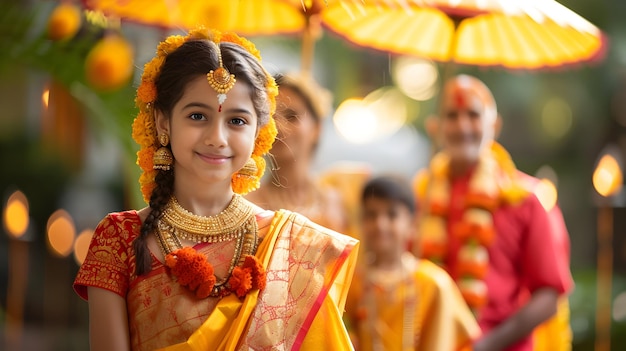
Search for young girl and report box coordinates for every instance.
[246,72,347,233]
[73,27,359,351]
[345,175,479,351]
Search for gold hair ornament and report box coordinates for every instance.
[207,41,236,110]
[132,27,278,203]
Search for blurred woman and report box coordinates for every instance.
[246,73,348,233]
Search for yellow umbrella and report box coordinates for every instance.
[83,0,311,35]
[82,0,333,72]
[320,0,607,70]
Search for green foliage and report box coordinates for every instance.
[0,1,137,154]
[0,0,141,206]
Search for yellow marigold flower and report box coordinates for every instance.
[47,4,81,41]
[85,35,134,91]
[157,35,185,56]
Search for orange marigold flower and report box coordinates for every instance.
[137,81,157,104]
[465,192,499,212]
[420,240,447,260]
[166,248,216,295]
[137,148,155,172]
[196,280,215,299]
[253,119,277,157]
[429,201,448,217]
[454,222,495,247]
[221,32,261,60]
[228,266,252,298]
[242,255,266,291]
[164,254,177,268]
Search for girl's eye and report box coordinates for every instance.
[230,117,246,126]
[285,113,299,122]
[189,113,205,121]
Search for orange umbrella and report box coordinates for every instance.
[82,0,331,72]
[320,0,607,70]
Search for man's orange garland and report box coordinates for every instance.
[414,142,528,311]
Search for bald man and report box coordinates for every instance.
[413,75,573,351]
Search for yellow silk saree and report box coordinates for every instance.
[155,209,359,350]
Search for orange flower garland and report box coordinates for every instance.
[165,247,266,299]
[132,27,278,203]
[415,142,528,311]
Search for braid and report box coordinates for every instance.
[134,170,174,275]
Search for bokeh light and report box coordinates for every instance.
[592,154,623,197]
[534,165,559,211]
[73,228,94,265]
[613,291,626,322]
[42,88,49,109]
[3,190,29,238]
[47,209,76,257]
[535,178,558,211]
[541,97,572,139]
[392,56,438,101]
[333,87,408,144]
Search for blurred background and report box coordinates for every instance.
[0,0,625,350]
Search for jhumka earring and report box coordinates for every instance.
[237,158,258,179]
[206,41,236,112]
[153,133,173,171]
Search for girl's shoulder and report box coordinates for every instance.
[93,210,143,243]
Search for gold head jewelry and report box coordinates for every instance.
[207,41,236,107]
[154,194,260,297]
[153,133,173,171]
[131,27,278,203]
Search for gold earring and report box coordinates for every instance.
[237,158,258,178]
[153,133,173,171]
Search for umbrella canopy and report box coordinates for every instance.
[82,0,332,72]
[82,0,319,36]
[320,0,607,69]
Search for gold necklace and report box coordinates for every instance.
[161,194,255,243]
[155,195,260,297]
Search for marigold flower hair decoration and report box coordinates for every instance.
[132,27,278,203]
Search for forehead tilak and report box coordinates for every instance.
[445,76,496,112]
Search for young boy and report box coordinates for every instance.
[345,175,479,351]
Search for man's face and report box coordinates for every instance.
[439,80,497,166]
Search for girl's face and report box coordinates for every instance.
[271,87,320,163]
[361,196,414,259]
[157,75,258,189]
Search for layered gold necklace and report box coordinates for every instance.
[155,194,261,298]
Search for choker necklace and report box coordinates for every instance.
[161,194,255,243]
[155,194,263,298]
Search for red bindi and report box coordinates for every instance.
[453,88,467,109]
